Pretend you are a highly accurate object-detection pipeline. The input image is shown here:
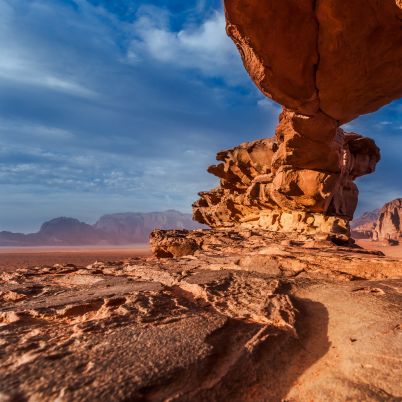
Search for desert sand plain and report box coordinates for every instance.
[355,240,402,259]
[0,245,151,272]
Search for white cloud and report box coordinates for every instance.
[0,0,277,231]
[257,98,281,112]
[0,1,98,99]
[128,10,243,83]
[0,51,98,100]
[0,119,75,141]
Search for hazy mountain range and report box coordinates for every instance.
[0,210,205,246]
[3,203,400,247]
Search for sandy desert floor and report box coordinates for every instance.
[0,245,151,272]
[355,239,402,259]
[1,240,401,273]
[1,229,401,401]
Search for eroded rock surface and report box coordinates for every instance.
[224,0,402,122]
[1,232,402,401]
[193,122,380,242]
[151,229,402,281]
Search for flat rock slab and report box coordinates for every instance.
[151,228,402,280]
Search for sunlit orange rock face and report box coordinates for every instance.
[224,0,402,122]
[193,126,380,242]
[192,0,402,241]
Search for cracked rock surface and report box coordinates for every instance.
[1,230,401,401]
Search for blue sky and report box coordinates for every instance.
[0,0,401,232]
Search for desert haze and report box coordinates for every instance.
[0,210,204,246]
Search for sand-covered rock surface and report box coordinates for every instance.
[1,230,401,401]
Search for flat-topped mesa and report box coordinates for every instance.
[194,0,401,242]
[193,110,380,243]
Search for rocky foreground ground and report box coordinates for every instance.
[0,229,401,401]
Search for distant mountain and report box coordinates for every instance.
[0,217,111,247]
[352,199,402,243]
[94,210,204,244]
[351,208,380,239]
[0,211,205,246]
[39,217,110,244]
[372,199,402,242]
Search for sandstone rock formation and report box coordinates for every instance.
[193,126,380,243]
[2,230,402,401]
[191,0,402,241]
[150,228,402,280]
[224,0,402,122]
[373,198,402,243]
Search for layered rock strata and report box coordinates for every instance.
[193,118,380,242]
[150,229,402,280]
[191,0,402,240]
